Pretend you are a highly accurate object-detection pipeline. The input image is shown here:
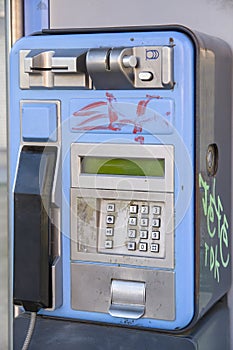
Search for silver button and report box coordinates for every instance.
[127,242,136,251]
[122,55,138,68]
[140,230,148,239]
[151,243,159,253]
[107,203,115,212]
[106,215,115,224]
[152,231,160,240]
[105,240,113,249]
[129,205,138,214]
[129,217,137,226]
[139,242,147,251]
[152,218,161,228]
[140,218,149,227]
[153,206,161,215]
[141,205,149,214]
[106,228,114,236]
[128,229,136,238]
[138,71,153,81]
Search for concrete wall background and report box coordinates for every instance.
[50,0,233,44]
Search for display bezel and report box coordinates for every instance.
[71,143,174,193]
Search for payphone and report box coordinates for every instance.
[10,26,232,331]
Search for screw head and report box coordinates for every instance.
[206,144,218,176]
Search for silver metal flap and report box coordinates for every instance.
[109,280,145,319]
[20,49,91,89]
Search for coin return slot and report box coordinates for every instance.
[109,280,145,319]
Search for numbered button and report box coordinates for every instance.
[127,242,136,251]
[106,215,115,224]
[152,231,160,240]
[105,240,113,249]
[107,203,115,212]
[106,228,114,236]
[141,205,149,214]
[151,243,159,253]
[129,217,137,226]
[139,242,148,251]
[130,205,138,214]
[140,230,148,239]
[153,206,161,215]
[152,218,161,228]
[140,218,149,227]
[128,229,136,238]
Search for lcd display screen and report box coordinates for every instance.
[81,157,165,177]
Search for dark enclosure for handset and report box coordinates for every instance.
[13,146,57,312]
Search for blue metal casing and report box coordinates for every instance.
[10,27,232,331]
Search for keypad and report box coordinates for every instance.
[100,199,164,258]
[126,202,162,255]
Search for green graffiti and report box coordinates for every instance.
[220,215,230,268]
[199,173,230,283]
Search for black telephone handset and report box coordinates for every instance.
[14,146,57,312]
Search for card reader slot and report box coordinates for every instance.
[109,280,146,319]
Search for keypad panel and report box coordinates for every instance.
[98,199,165,259]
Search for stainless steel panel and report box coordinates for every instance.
[20,46,173,90]
[71,263,175,321]
[86,46,174,89]
[133,46,174,89]
[71,188,174,269]
[20,49,91,89]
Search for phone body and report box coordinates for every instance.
[10,25,232,331]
